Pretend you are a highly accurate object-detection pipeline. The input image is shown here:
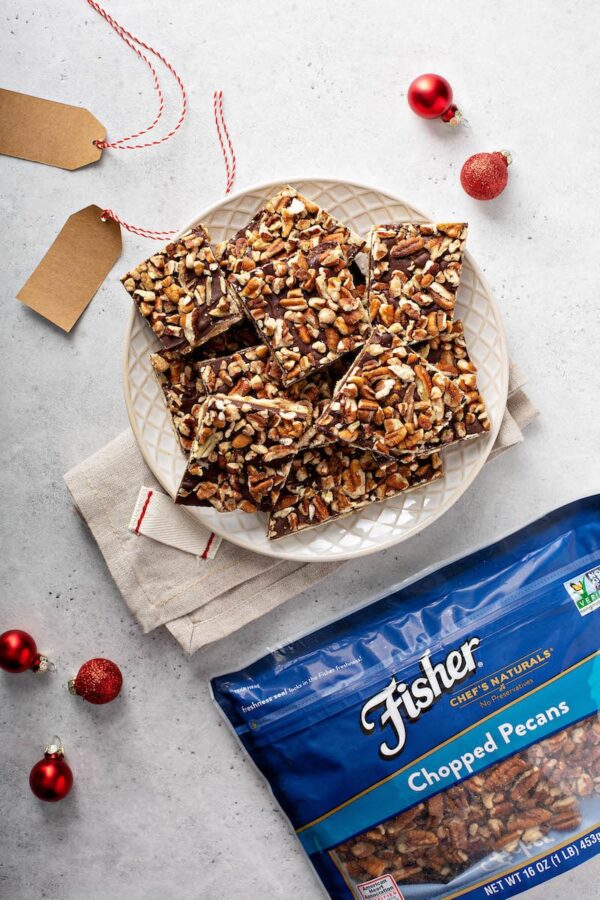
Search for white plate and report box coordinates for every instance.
[124,178,508,562]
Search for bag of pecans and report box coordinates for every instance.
[212,496,600,899]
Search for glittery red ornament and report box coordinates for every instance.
[68,657,123,704]
[407,73,461,125]
[0,629,51,674]
[29,736,73,802]
[460,151,512,200]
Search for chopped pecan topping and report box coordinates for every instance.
[413,320,491,449]
[368,223,467,341]
[316,327,467,458]
[238,243,371,385]
[218,185,365,278]
[198,345,284,400]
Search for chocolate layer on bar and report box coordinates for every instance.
[368,223,467,342]
[239,243,371,386]
[268,446,442,539]
[218,185,365,282]
[189,316,261,358]
[175,395,310,512]
[316,327,466,458]
[122,225,242,352]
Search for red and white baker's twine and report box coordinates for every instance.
[213,90,237,194]
[99,209,175,241]
[87,1,236,237]
[86,0,187,150]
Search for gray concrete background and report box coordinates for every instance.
[1,1,599,898]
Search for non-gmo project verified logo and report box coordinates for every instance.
[564,566,600,616]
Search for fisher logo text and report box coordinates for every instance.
[360,637,481,759]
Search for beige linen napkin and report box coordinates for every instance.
[64,362,537,653]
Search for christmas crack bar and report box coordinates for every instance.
[150,320,259,453]
[218,185,365,282]
[121,224,242,352]
[414,319,491,449]
[198,345,283,399]
[150,350,207,452]
[175,395,310,512]
[239,242,371,385]
[316,327,466,458]
[268,447,443,539]
[368,222,467,341]
[197,344,333,423]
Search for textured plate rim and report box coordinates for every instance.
[123,176,509,561]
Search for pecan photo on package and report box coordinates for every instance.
[333,715,600,887]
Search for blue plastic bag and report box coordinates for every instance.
[212,496,600,899]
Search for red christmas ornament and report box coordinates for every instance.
[29,736,73,802]
[68,657,123,704]
[0,629,51,674]
[407,73,461,125]
[460,151,512,200]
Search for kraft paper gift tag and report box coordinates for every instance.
[17,205,122,332]
[0,88,105,170]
